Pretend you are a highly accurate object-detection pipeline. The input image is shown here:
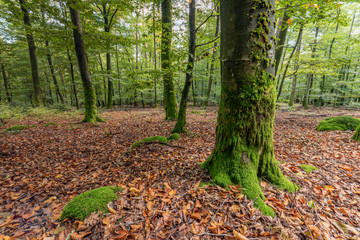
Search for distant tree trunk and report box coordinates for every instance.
[57,58,67,101]
[172,0,196,133]
[19,0,41,106]
[1,63,11,103]
[289,28,303,106]
[303,26,319,110]
[202,0,297,217]
[275,5,289,76]
[67,49,79,109]
[204,6,220,107]
[161,0,177,120]
[45,41,64,104]
[153,2,158,108]
[69,0,103,122]
[116,45,122,106]
[277,28,303,101]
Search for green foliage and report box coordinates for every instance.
[60,186,122,221]
[167,133,180,141]
[300,164,318,173]
[131,135,168,149]
[316,116,360,131]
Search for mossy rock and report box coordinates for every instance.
[300,164,318,173]
[167,133,181,141]
[316,116,360,131]
[60,186,122,221]
[6,125,27,132]
[131,135,168,149]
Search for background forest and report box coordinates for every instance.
[1,0,359,113]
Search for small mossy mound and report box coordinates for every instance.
[60,186,122,221]
[6,125,27,132]
[45,122,58,127]
[167,133,181,141]
[300,164,318,173]
[131,135,168,149]
[316,116,360,131]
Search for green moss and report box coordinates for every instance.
[167,133,181,141]
[131,135,168,149]
[198,182,214,188]
[45,122,58,127]
[300,164,318,173]
[316,116,360,131]
[6,125,27,132]
[60,186,122,221]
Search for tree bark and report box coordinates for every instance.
[69,0,103,122]
[161,0,177,120]
[19,0,41,106]
[202,0,297,217]
[1,63,11,103]
[153,2,158,108]
[67,49,79,109]
[171,0,196,133]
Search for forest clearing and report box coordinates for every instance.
[1,106,360,239]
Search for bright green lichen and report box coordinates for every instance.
[167,133,181,141]
[131,135,168,149]
[316,116,360,131]
[6,125,27,132]
[60,186,122,221]
[300,164,318,173]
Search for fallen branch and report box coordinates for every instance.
[141,141,185,149]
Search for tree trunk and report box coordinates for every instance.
[303,26,319,110]
[116,45,122,106]
[153,2,158,108]
[1,63,11,103]
[45,41,64,104]
[204,5,220,107]
[19,0,41,106]
[277,28,303,101]
[98,55,107,107]
[69,0,103,122]
[275,6,289,76]
[161,0,177,120]
[289,28,303,106]
[202,0,297,217]
[67,49,79,109]
[171,0,196,133]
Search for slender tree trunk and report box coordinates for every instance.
[116,45,122,106]
[67,49,79,109]
[98,55,107,107]
[45,41,64,104]
[303,26,319,109]
[277,28,303,100]
[161,0,177,120]
[19,0,41,106]
[204,5,220,107]
[289,28,303,106]
[69,0,103,122]
[202,0,297,217]
[153,2,158,108]
[1,63,11,103]
[275,5,289,76]
[57,58,67,101]
[172,0,196,133]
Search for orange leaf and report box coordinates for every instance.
[287,18,292,26]
[233,230,249,240]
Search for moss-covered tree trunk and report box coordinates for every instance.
[19,0,42,106]
[171,0,196,133]
[202,0,297,217]
[69,0,103,123]
[161,0,177,120]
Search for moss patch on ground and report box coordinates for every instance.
[316,116,360,131]
[131,136,168,149]
[60,186,122,221]
[300,164,318,173]
[6,125,28,132]
[167,133,181,141]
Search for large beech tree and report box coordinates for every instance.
[69,0,103,122]
[202,0,297,216]
[161,0,177,120]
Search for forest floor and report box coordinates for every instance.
[1,105,360,240]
